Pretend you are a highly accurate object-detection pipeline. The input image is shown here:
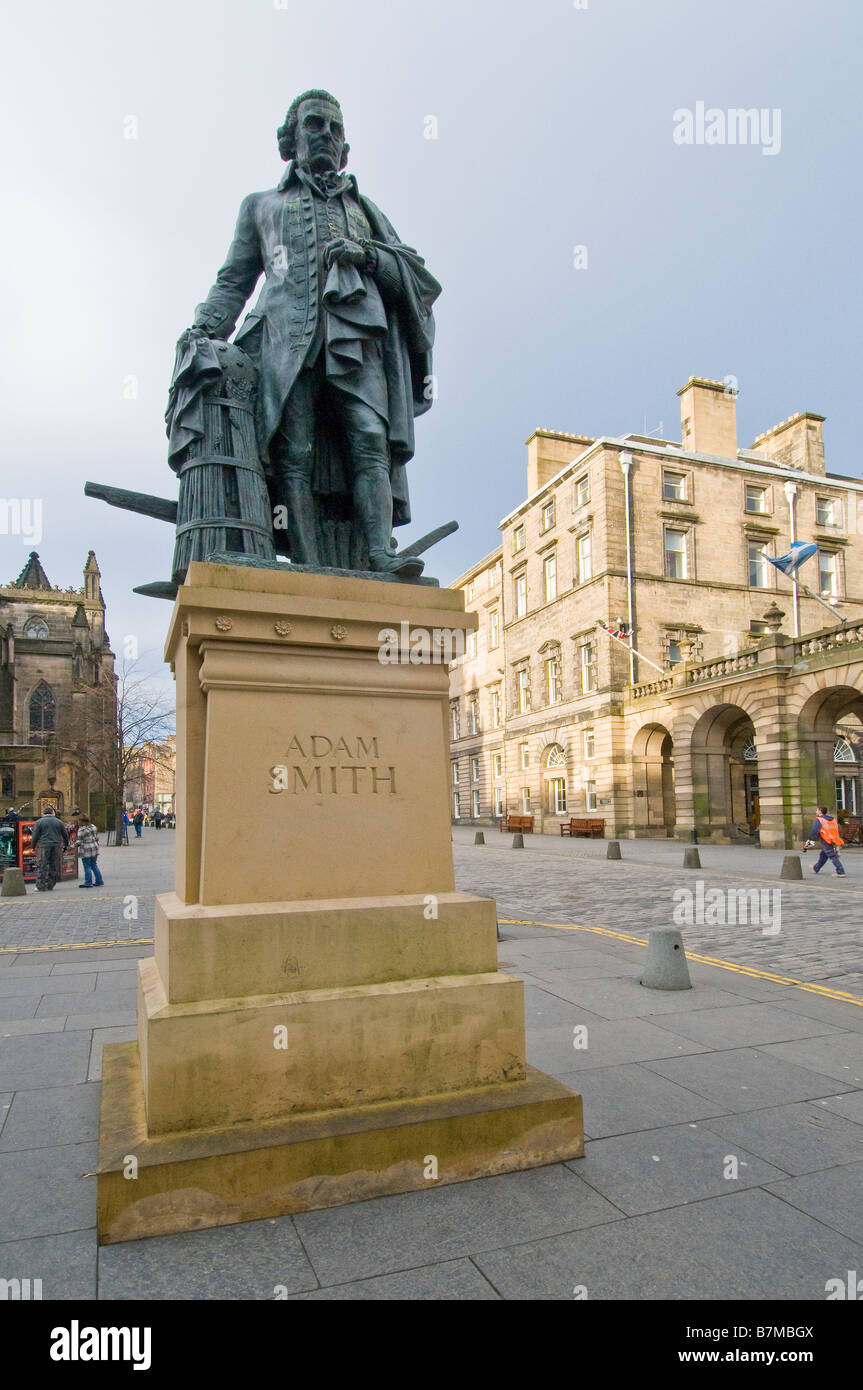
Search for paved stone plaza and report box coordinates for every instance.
[0,830,861,1299]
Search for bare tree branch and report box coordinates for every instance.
[57,655,175,843]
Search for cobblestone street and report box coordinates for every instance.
[2,831,861,996]
[452,828,863,995]
[0,835,173,952]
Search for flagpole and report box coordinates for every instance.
[790,574,845,626]
[596,622,666,676]
[783,481,800,638]
[763,543,846,631]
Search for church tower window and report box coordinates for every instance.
[29,682,55,743]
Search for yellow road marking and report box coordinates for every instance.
[3,919,860,1008]
[0,893,154,904]
[498,918,863,1006]
[0,938,153,954]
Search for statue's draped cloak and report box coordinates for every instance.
[167,166,440,529]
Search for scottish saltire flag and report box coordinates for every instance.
[767,541,818,576]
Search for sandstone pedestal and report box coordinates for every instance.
[97,562,583,1243]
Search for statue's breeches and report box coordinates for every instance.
[273,354,389,481]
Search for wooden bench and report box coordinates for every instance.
[499,815,534,833]
[560,818,605,838]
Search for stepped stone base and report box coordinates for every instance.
[96,564,584,1242]
[98,1043,584,1244]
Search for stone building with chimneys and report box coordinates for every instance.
[449,377,863,847]
[124,735,177,815]
[0,551,117,826]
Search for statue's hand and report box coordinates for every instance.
[176,325,209,353]
[324,237,367,269]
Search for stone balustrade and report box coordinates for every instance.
[685,650,760,684]
[630,622,863,701]
[794,623,863,659]
[631,675,675,700]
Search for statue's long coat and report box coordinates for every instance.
[190,164,441,526]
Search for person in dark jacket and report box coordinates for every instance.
[803,805,846,876]
[31,807,69,891]
[132,809,144,838]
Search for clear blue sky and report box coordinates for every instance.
[2,0,861,679]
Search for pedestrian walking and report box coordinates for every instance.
[133,809,144,838]
[803,805,846,876]
[154,808,163,830]
[76,813,104,888]
[31,806,69,891]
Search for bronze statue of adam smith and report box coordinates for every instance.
[177,89,442,577]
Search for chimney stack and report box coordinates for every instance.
[677,377,738,458]
[748,413,826,475]
[526,429,594,496]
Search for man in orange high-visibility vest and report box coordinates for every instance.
[803,806,846,876]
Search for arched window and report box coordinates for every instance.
[834,737,856,764]
[28,682,55,743]
[742,735,758,762]
[546,744,566,768]
[24,617,49,639]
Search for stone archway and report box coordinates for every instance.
[690,703,756,842]
[797,684,863,828]
[631,722,675,836]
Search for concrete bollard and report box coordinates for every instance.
[606,841,622,860]
[781,854,803,881]
[512,833,524,849]
[496,920,502,942]
[474,831,485,846]
[1,867,26,897]
[641,926,692,990]
[683,847,701,869]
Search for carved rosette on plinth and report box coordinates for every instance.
[96,562,583,1243]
